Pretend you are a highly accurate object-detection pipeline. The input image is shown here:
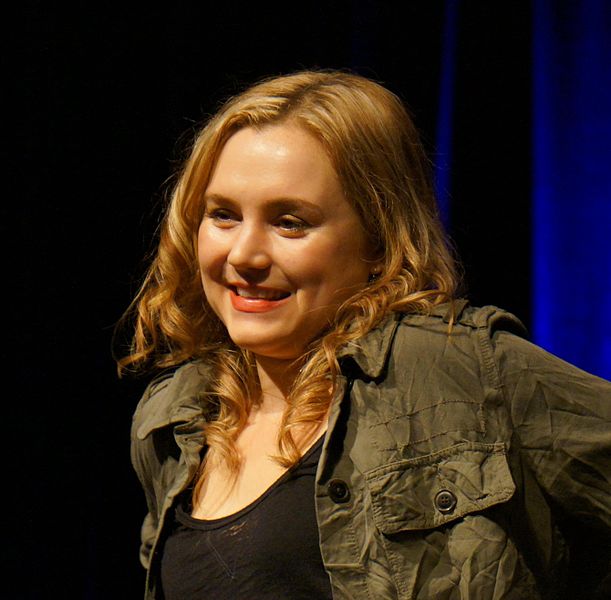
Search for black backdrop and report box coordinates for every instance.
[8,2,531,597]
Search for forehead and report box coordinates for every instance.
[206,124,341,200]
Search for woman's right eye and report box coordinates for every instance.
[204,208,238,226]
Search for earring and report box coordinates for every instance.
[368,266,382,283]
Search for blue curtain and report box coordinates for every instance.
[434,0,459,230]
[533,0,611,379]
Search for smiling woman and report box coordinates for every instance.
[198,125,374,361]
[117,71,611,600]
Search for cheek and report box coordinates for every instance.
[196,225,207,269]
[292,240,370,296]
[197,227,223,278]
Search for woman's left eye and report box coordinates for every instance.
[275,216,309,234]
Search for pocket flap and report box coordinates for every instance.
[365,442,515,534]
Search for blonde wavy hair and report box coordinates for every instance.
[118,69,459,479]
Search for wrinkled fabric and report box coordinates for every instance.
[130,303,611,599]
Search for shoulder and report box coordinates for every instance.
[390,301,529,359]
[344,301,529,383]
[131,359,213,442]
[398,301,527,336]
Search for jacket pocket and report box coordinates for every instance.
[365,441,515,533]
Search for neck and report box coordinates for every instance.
[254,354,303,411]
[252,353,331,449]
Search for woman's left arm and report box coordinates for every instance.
[492,329,611,594]
[493,331,611,524]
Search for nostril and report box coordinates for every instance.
[232,266,271,283]
[229,250,272,270]
[227,237,271,270]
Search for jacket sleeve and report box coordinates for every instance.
[130,376,170,570]
[129,363,208,573]
[130,437,158,569]
[492,330,611,526]
[490,327,611,595]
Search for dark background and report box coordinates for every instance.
[8,2,532,597]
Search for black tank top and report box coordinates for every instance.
[160,435,333,599]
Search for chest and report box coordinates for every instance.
[191,416,287,519]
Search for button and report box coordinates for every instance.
[327,479,351,503]
[434,490,457,514]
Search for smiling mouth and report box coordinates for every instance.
[232,286,291,301]
[229,287,291,313]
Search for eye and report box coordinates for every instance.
[204,208,239,227]
[275,215,309,236]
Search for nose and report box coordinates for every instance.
[227,221,272,272]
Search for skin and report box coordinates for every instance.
[194,123,378,517]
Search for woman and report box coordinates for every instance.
[119,71,611,599]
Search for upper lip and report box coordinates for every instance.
[228,284,291,300]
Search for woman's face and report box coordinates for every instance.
[198,123,375,360]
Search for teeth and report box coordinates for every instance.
[235,287,288,300]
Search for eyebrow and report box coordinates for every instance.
[203,193,325,217]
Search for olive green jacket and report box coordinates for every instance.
[131,303,611,599]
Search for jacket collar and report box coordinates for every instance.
[136,310,411,439]
[135,361,212,440]
[335,300,470,378]
[336,312,402,379]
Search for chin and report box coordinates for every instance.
[229,335,305,361]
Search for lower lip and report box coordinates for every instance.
[229,289,291,313]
